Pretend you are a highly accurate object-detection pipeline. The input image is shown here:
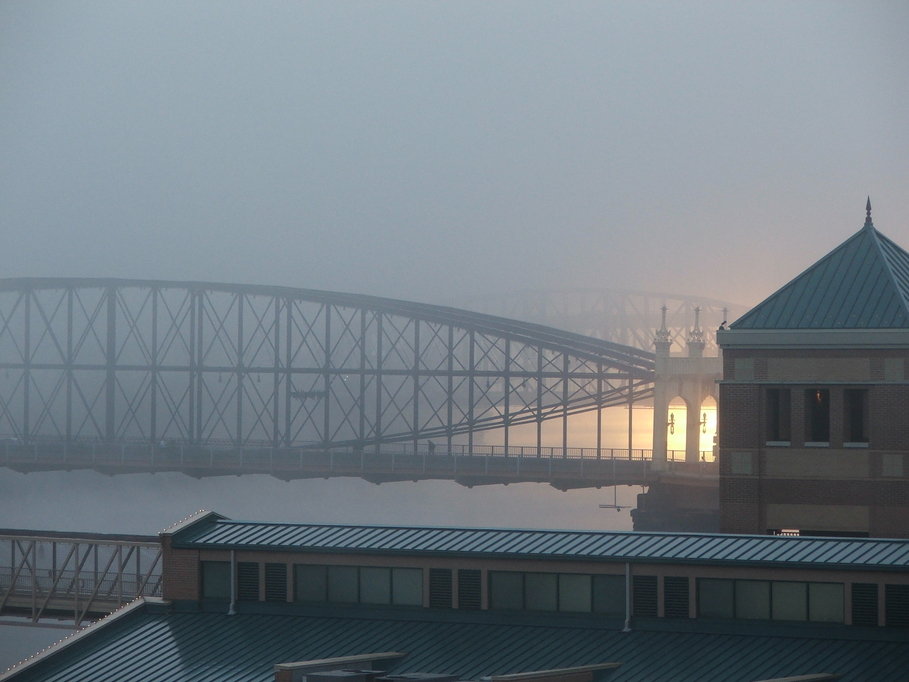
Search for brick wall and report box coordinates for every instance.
[161,536,200,601]
[718,384,760,450]
[872,385,909,449]
[719,476,760,533]
[719,345,909,537]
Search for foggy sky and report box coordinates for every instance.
[3,1,909,310]
[3,6,907,658]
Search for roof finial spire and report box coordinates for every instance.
[865,196,873,227]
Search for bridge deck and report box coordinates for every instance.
[1,441,716,489]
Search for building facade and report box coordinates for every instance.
[718,202,909,537]
[4,510,909,681]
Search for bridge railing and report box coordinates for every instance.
[0,532,162,626]
[0,568,160,600]
[0,436,709,463]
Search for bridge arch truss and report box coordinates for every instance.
[0,279,654,452]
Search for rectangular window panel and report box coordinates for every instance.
[766,388,791,442]
[698,578,733,619]
[593,574,625,616]
[772,581,807,621]
[805,389,830,443]
[392,568,423,606]
[429,568,452,609]
[558,574,592,613]
[458,569,481,610]
[809,582,844,623]
[851,583,878,627]
[489,572,523,611]
[359,567,391,605]
[327,565,359,604]
[525,573,558,611]
[663,577,689,619]
[237,562,259,601]
[736,580,770,620]
[201,561,230,600]
[844,389,868,443]
[264,563,287,602]
[294,565,327,603]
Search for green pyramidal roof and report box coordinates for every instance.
[732,213,909,330]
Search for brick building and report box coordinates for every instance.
[718,201,909,537]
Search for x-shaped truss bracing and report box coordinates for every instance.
[0,279,655,452]
[0,531,162,626]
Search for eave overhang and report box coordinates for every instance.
[718,328,909,350]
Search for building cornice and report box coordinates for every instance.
[718,328,909,349]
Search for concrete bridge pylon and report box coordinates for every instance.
[651,306,722,468]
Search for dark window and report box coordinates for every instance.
[457,569,481,610]
[292,565,420,606]
[851,583,878,627]
[327,565,359,603]
[429,568,452,609]
[633,575,658,618]
[592,574,625,616]
[698,578,842,623]
[294,565,327,602]
[558,574,592,612]
[488,571,601,613]
[525,572,558,611]
[766,388,791,442]
[698,578,733,619]
[237,562,259,601]
[772,581,807,620]
[809,582,844,623]
[736,580,770,620]
[664,577,689,618]
[805,389,830,442]
[844,389,868,443]
[391,568,423,606]
[885,584,909,628]
[200,561,230,600]
[359,567,392,604]
[265,563,287,602]
[489,572,523,610]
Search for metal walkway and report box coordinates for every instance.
[0,529,161,627]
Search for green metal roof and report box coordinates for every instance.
[731,207,909,330]
[4,601,907,682]
[168,515,909,571]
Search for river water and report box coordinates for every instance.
[0,465,639,671]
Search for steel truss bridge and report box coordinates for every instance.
[0,278,660,470]
[0,529,161,628]
[459,289,747,356]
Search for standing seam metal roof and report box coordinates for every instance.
[8,604,909,682]
[170,518,909,569]
[731,218,909,330]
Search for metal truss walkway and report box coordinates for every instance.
[0,278,654,456]
[0,529,161,627]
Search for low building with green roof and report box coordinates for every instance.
[2,510,908,681]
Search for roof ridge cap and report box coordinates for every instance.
[867,224,909,321]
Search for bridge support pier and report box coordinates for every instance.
[651,306,721,468]
[631,478,719,532]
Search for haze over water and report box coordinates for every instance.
[2,0,908,671]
